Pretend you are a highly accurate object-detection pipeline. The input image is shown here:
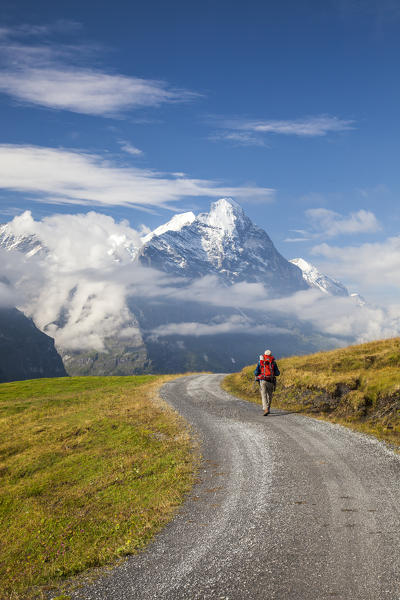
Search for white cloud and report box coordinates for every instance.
[306,208,381,237]
[242,116,354,136]
[1,211,145,350]
[311,236,400,301]
[209,131,266,147]
[162,275,400,343]
[0,285,15,307]
[158,276,269,309]
[284,228,311,242]
[6,210,142,269]
[150,316,290,337]
[131,270,400,343]
[0,28,198,116]
[0,21,82,40]
[284,237,310,243]
[151,316,252,337]
[119,140,143,156]
[0,144,275,209]
[284,208,381,242]
[0,244,46,310]
[0,263,18,307]
[213,115,355,145]
[0,67,197,116]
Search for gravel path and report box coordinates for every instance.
[72,374,400,600]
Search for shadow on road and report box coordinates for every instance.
[267,410,302,417]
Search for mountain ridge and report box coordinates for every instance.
[290,257,349,297]
[139,198,308,295]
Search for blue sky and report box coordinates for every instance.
[0,0,399,302]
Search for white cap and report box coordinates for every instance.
[264,349,272,355]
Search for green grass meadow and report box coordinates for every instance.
[223,337,400,447]
[0,375,196,600]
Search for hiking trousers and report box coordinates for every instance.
[259,380,274,411]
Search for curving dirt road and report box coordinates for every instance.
[73,374,400,600]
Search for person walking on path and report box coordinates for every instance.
[254,349,280,416]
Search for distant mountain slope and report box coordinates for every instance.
[290,257,349,297]
[0,308,67,383]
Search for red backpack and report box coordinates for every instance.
[258,354,275,381]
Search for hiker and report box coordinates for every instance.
[254,349,280,416]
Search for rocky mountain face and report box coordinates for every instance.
[0,307,67,383]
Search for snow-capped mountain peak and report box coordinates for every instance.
[290,258,349,297]
[139,199,307,294]
[197,197,246,234]
[142,211,196,244]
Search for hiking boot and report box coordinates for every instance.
[263,410,270,416]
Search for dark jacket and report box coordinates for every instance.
[254,359,280,378]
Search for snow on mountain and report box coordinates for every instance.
[0,223,45,257]
[290,258,349,297]
[197,197,245,233]
[142,211,196,244]
[140,198,307,295]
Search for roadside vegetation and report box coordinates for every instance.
[0,375,196,600]
[223,337,400,447]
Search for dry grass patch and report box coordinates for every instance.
[223,337,400,447]
[0,375,196,600]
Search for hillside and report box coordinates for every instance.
[0,307,67,383]
[223,337,400,446]
[0,375,195,600]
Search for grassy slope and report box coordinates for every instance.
[0,375,196,600]
[223,337,400,447]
